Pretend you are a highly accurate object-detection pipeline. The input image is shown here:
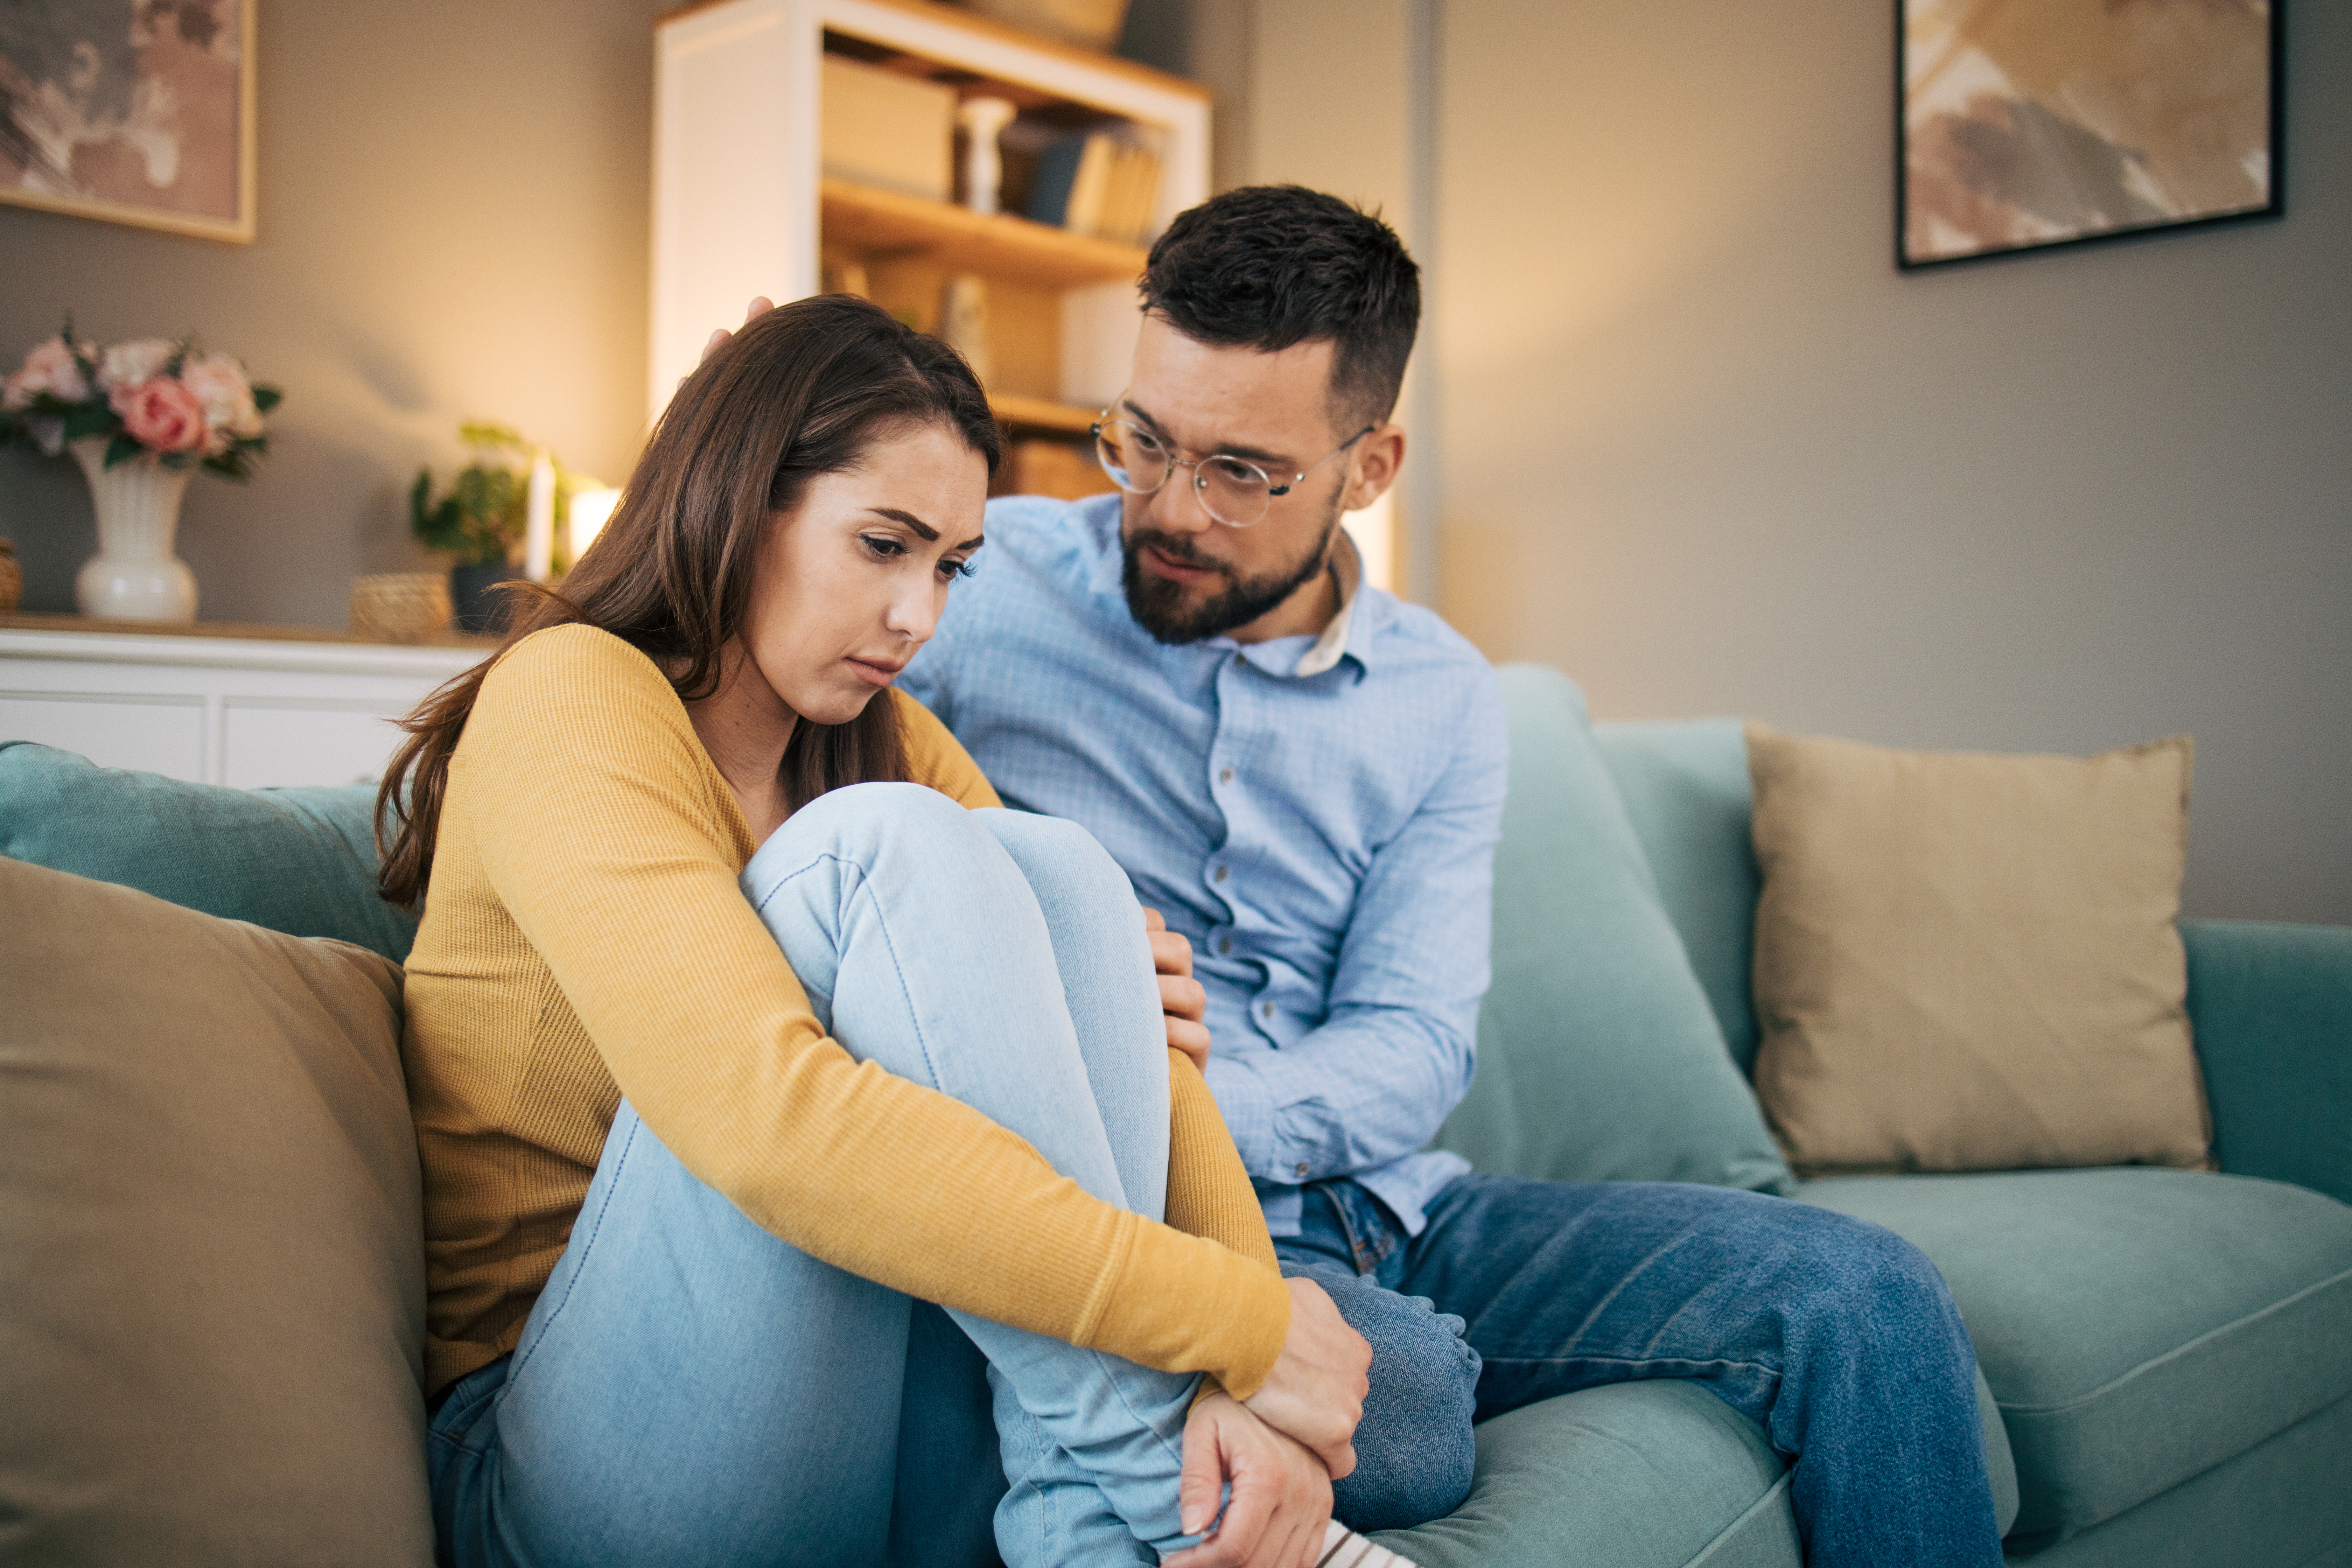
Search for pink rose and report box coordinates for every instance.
[113,377,209,454]
[4,335,92,410]
[99,338,175,393]
[180,353,263,444]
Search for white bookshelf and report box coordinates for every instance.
[650,0,1211,427]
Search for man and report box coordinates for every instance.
[900,185,2006,1567]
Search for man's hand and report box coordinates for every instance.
[1245,1277,1369,1479]
[1163,1391,1332,1568]
[1144,905,1212,1072]
[698,295,775,368]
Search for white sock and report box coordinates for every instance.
[1318,1517,1423,1568]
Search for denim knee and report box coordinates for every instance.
[780,779,980,854]
[975,807,1136,910]
[1284,1260,1479,1533]
[1777,1206,1966,1350]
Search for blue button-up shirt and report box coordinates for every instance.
[900,494,1508,1235]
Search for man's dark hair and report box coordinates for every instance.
[1140,185,1420,430]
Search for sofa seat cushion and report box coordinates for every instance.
[1376,1381,1799,1568]
[1799,1169,2352,1541]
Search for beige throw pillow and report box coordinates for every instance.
[0,857,434,1567]
[1746,727,2211,1176]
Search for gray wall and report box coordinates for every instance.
[0,0,669,625]
[1432,1,2351,926]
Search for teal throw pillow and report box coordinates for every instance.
[1434,667,1793,1194]
[0,742,417,962]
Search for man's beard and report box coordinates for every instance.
[1120,502,1343,646]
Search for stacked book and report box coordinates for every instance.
[1027,132,1162,247]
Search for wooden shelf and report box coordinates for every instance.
[988,392,1100,433]
[821,177,1147,287]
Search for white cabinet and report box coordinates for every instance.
[0,626,484,789]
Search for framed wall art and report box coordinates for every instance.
[0,0,256,243]
[1898,0,2282,270]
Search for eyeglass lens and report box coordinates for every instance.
[1094,422,1274,527]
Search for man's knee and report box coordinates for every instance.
[1773,1205,1966,1347]
[1283,1261,1479,1533]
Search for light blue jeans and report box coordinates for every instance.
[427,784,1207,1567]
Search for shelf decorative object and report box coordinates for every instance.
[956,96,1019,215]
[411,421,606,633]
[349,572,455,644]
[0,537,21,615]
[0,322,282,623]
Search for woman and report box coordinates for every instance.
[380,295,1375,1568]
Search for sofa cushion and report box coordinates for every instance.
[1747,727,2210,1176]
[1594,718,1764,1072]
[0,857,433,1567]
[0,741,415,961]
[1376,1381,1798,1568]
[1799,1168,2352,1541]
[1436,667,1792,1194]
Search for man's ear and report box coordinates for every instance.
[1340,424,1406,513]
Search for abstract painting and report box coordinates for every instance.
[0,0,254,242]
[1899,0,2280,269]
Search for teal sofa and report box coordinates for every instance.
[3,661,2348,1566]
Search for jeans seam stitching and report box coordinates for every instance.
[503,1113,640,1394]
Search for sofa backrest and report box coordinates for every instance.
[1590,719,1762,1072]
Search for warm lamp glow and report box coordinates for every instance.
[1344,489,1396,594]
[570,488,622,564]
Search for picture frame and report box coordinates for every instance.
[0,0,257,244]
[1897,0,2282,271]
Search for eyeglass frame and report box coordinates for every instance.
[1088,399,1377,528]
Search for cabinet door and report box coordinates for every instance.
[0,695,207,779]
[221,704,410,790]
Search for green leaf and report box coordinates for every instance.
[103,433,144,468]
[252,385,282,413]
[61,405,117,441]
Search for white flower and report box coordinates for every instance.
[99,337,176,392]
[180,353,263,442]
[4,335,92,408]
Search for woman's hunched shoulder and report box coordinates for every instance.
[471,624,692,744]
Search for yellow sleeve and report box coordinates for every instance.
[458,626,1290,1395]
[1165,1051,1280,1271]
[895,690,1002,810]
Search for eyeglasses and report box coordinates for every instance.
[1091,404,1376,528]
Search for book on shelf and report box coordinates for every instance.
[1027,131,1162,247]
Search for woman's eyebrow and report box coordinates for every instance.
[955,535,985,552]
[867,507,938,541]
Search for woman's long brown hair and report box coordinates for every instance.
[375,295,1002,909]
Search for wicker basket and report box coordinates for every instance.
[349,572,453,643]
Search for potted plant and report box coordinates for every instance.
[0,321,281,622]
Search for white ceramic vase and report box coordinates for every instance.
[70,436,198,622]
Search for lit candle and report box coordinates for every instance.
[570,487,622,565]
[525,449,556,583]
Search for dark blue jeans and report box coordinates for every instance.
[1281,1174,2005,1567]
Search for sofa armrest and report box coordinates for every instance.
[2183,917,2352,1206]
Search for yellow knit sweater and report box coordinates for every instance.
[401,624,1287,1398]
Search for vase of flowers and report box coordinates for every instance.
[0,323,281,622]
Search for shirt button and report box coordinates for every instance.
[1295,1162,1310,1178]
[1262,1001,1274,1018]
[1219,936,1233,955]
[1213,865,1229,883]
[1219,767,1234,785]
